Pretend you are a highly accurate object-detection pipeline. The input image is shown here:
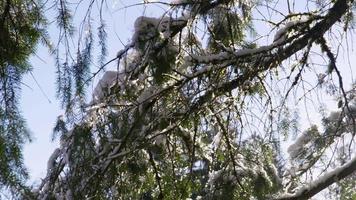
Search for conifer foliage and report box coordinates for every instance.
[0,0,45,196]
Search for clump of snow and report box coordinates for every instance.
[345,102,356,118]
[132,14,188,48]
[208,170,223,187]
[211,132,222,151]
[89,51,145,104]
[317,73,327,84]
[273,18,308,43]
[287,131,313,160]
[327,111,341,122]
[47,148,61,174]
[66,189,73,200]
[171,0,188,4]
[137,85,159,104]
[132,16,160,48]
[154,134,166,146]
[158,16,187,38]
[120,50,142,77]
[137,85,160,113]
[171,0,203,5]
[134,16,159,35]
[92,71,120,103]
[273,21,293,42]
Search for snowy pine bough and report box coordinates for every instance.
[27,0,356,199]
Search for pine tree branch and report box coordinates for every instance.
[274,156,356,200]
[190,0,353,115]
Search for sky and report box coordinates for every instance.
[21,49,61,183]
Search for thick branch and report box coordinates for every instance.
[191,0,353,114]
[275,156,356,200]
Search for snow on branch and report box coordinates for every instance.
[274,156,356,200]
[91,71,120,103]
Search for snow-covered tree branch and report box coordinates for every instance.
[275,156,356,200]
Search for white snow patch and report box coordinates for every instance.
[171,0,188,4]
[211,132,222,150]
[287,131,313,160]
[131,16,160,50]
[273,19,308,43]
[276,156,356,199]
[208,170,223,187]
[327,111,341,122]
[92,71,120,103]
[345,102,356,117]
[47,148,61,174]
[137,86,159,104]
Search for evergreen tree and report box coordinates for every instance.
[0,0,45,197]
